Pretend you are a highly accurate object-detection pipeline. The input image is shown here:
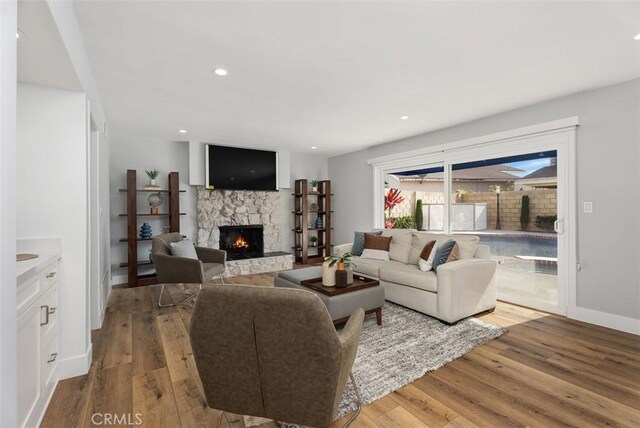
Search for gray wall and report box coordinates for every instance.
[329,78,640,320]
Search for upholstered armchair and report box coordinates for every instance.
[190,284,365,428]
[150,233,226,308]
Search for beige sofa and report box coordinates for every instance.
[334,229,497,324]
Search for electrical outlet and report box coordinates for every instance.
[583,201,593,213]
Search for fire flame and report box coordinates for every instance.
[232,234,250,249]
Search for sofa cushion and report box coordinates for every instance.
[408,232,479,264]
[433,239,457,271]
[351,231,383,256]
[379,263,438,293]
[380,229,412,264]
[361,249,390,261]
[351,256,387,278]
[418,241,437,272]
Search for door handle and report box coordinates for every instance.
[554,219,564,234]
[46,272,56,279]
[47,353,58,363]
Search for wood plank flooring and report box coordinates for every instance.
[42,273,640,427]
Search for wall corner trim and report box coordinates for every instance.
[57,344,93,380]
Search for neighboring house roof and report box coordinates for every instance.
[521,164,557,179]
[397,164,523,182]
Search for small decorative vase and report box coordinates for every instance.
[322,260,337,287]
[150,179,157,186]
[335,269,348,288]
[139,223,152,239]
[315,215,324,229]
[312,186,318,193]
[346,265,354,284]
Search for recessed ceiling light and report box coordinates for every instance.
[400,116,409,120]
[213,68,228,76]
[634,33,640,41]
[311,146,317,150]
[178,129,187,133]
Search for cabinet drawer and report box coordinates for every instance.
[41,332,59,392]
[17,275,40,317]
[42,262,59,289]
[39,283,58,340]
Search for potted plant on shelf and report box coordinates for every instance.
[309,236,318,247]
[145,169,160,189]
[310,180,319,193]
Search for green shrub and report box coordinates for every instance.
[520,195,530,230]
[388,216,414,229]
[535,215,557,231]
[415,199,424,230]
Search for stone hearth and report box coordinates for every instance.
[196,187,281,252]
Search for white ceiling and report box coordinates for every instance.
[17,0,82,92]
[72,1,640,155]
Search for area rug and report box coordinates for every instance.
[330,302,506,420]
[252,302,506,427]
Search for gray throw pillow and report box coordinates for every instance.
[433,239,456,271]
[352,231,383,256]
[170,239,198,259]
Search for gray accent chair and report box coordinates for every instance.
[150,233,226,308]
[189,284,365,428]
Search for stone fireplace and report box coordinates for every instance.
[197,187,292,276]
[219,225,264,260]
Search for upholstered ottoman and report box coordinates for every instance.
[275,266,385,325]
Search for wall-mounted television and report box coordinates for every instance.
[205,145,278,191]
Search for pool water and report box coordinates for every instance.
[476,235,558,275]
[477,235,557,258]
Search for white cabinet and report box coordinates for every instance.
[16,260,60,428]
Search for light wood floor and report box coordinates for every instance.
[42,273,640,428]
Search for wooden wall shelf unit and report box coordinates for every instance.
[292,179,333,263]
[120,169,183,287]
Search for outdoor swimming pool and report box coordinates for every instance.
[473,234,557,275]
[477,235,557,258]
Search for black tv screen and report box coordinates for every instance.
[206,145,278,191]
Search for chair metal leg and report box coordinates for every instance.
[157,283,201,308]
[342,372,362,428]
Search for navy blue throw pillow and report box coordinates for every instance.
[352,231,382,256]
[433,239,456,271]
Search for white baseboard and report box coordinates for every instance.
[568,306,640,335]
[111,273,127,286]
[58,344,93,380]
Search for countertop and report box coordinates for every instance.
[17,250,61,283]
[16,237,62,283]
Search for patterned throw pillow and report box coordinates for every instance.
[352,231,383,256]
[418,240,437,272]
[361,234,392,261]
[432,239,459,271]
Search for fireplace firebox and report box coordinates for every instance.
[219,225,264,260]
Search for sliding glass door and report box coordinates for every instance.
[374,126,575,315]
[449,151,561,312]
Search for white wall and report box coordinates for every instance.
[329,78,640,324]
[110,137,195,284]
[0,1,18,425]
[17,83,91,377]
[281,152,329,251]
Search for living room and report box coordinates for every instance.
[1,1,639,427]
